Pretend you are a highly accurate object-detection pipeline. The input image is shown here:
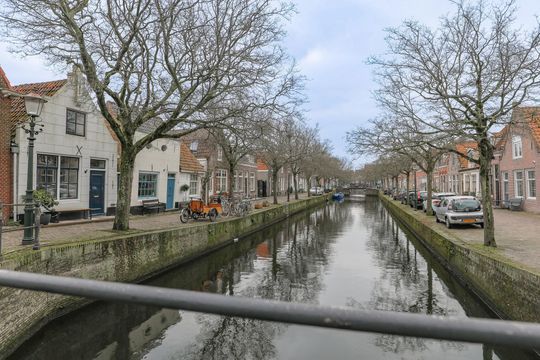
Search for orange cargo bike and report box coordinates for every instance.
[180,197,223,223]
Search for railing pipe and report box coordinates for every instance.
[0,270,539,349]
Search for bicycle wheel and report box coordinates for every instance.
[221,201,230,217]
[180,208,190,223]
[208,208,218,222]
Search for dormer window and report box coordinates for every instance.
[190,141,198,152]
[512,135,522,159]
[217,146,223,161]
[66,109,86,136]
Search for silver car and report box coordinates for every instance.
[434,196,484,229]
[422,192,456,213]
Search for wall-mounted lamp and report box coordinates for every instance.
[10,142,19,154]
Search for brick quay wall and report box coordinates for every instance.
[0,195,329,359]
[380,194,540,323]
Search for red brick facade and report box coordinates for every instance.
[0,67,13,219]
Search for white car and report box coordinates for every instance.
[309,187,323,195]
[422,192,456,212]
[434,196,484,228]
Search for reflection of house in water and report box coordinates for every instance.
[94,309,180,359]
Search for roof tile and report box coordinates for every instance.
[180,142,204,173]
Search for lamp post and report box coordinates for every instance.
[22,93,46,245]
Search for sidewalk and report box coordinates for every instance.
[404,201,540,273]
[1,194,311,255]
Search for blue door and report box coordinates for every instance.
[89,171,105,216]
[166,174,175,209]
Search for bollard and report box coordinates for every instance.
[33,204,41,250]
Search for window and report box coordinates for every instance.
[217,147,223,161]
[66,109,86,136]
[37,154,79,199]
[503,172,509,201]
[37,155,58,198]
[527,170,536,198]
[471,174,477,194]
[512,136,523,159]
[515,170,524,197]
[138,172,158,198]
[190,141,198,152]
[189,174,198,195]
[59,157,79,199]
[90,159,106,169]
[215,169,227,193]
[250,172,255,191]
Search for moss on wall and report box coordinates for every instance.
[0,195,329,359]
[380,195,540,323]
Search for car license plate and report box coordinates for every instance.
[463,219,475,223]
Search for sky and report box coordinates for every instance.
[1,0,540,167]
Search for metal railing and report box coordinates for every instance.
[0,269,539,349]
[0,203,42,255]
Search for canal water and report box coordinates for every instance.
[10,199,537,360]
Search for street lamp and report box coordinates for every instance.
[22,93,47,245]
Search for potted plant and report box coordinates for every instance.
[180,184,190,192]
[33,188,59,225]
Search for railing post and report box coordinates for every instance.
[33,204,41,250]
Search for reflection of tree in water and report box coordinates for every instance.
[353,204,467,354]
[179,203,350,360]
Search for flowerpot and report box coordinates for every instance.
[40,213,52,225]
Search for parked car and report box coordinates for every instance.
[408,191,427,209]
[434,196,484,228]
[394,189,407,202]
[422,192,456,213]
[309,187,323,195]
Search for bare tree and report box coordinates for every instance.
[1,0,298,230]
[347,115,449,216]
[369,0,540,246]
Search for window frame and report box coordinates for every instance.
[189,174,198,195]
[512,136,523,159]
[527,170,536,199]
[138,172,159,198]
[59,156,80,200]
[514,170,524,198]
[215,169,227,193]
[36,154,80,200]
[66,108,86,137]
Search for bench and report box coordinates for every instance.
[141,199,162,215]
[503,198,523,211]
[57,208,91,221]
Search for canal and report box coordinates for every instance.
[9,199,537,359]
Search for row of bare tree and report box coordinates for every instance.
[0,0,352,230]
[347,0,540,247]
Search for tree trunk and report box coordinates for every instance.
[306,175,312,197]
[479,139,496,247]
[272,169,279,205]
[293,172,299,200]
[405,171,410,206]
[228,161,235,199]
[113,147,136,230]
[426,169,434,216]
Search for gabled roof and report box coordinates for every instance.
[494,107,540,151]
[180,142,204,173]
[0,66,12,90]
[257,159,269,171]
[455,141,478,169]
[4,78,67,125]
[12,79,67,97]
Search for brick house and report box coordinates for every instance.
[445,141,480,197]
[492,107,539,212]
[178,142,205,201]
[182,129,258,200]
[0,67,14,220]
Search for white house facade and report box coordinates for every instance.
[12,70,118,220]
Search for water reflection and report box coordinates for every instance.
[9,200,538,360]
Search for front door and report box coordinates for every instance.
[89,171,105,216]
[166,174,175,209]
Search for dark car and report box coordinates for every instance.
[408,191,427,209]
